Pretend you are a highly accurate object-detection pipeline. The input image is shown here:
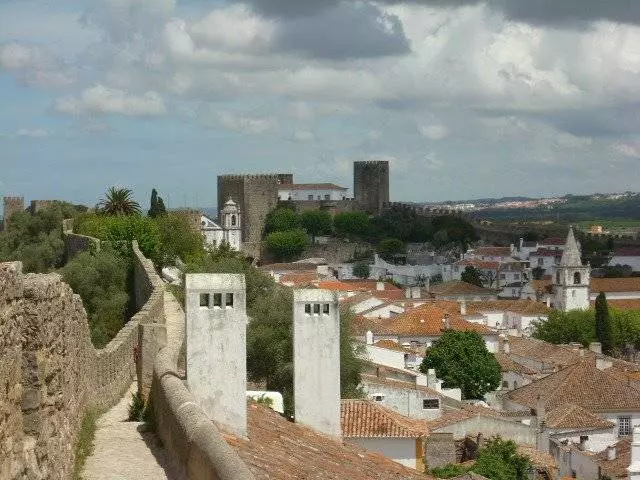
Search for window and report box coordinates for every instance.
[231,215,236,226]
[225,293,234,308]
[500,274,506,280]
[572,290,576,298]
[308,195,313,200]
[374,395,384,402]
[305,304,312,314]
[537,258,543,266]
[423,399,439,409]
[199,293,210,307]
[502,381,509,388]
[323,304,330,314]
[213,293,223,307]
[619,416,631,436]
[317,195,321,200]
[556,272,561,284]
[574,272,581,285]
[313,304,321,314]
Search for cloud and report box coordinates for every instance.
[293,130,314,141]
[55,84,166,116]
[16,128,49,138]
[0,42,74,87]
[216,111,277,134]
[419,124,450,140]
[613,142,640,158]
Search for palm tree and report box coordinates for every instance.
[98,187,141,215]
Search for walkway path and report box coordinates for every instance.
[82,382,183,480]
[83,292,187,480]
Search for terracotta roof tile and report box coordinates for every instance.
[545,403,615,430]
[457,259,500,270]
[429,281,497,297]
[470,246,513,257]
[590,277,640,293]
[279,272,320,286]
[590,299,640,310]
[223,402,434,479]
[373,339,415,353]
[506,358,640,412]
[465,299,551,316]
[516,444,557,470]
[597,438,631,479]
[341,399,429,438]
[383,304,492,336]
[494,353,537,375]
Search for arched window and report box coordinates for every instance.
[556,272,561,284]
[231,215,236,226]
[574,272,581,285]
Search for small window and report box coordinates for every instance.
[619,416,631,436]
[556,272,561,284]
[574,272,581,285]
[213,293,223,307]
[317,195,321,200]
[374,395,384,402]
[579,435,588,444]
[324,194,330,200]
[225,293,234,308]
[313,304,321,315]
[537,258,543,266]
[305,304,312,314]
[308,195,313,200]
[423,399,439,409]
[502,381,509,388]
[323,304,330,314]
[199,293,210,307]
[572,290,576,298]
[231,215,236,226]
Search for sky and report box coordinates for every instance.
[1,0,640,208]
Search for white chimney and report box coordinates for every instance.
[186,274,247,437]
[376,281,385,291]
[460,300,467,316]
[546,297,551,308]
[608,445,617,461]
[293,289,341,438]
[411,287,421,299]
[366,330,374,345]
[628,426,640,480]
[405,288,411,299]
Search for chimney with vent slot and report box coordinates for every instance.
[185,273,248,437]
[293,289,341,438]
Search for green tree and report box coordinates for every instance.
[419,330,501,399]
[461,266,484,287]
[429,464,471,478]
[300,210,332,241]
[595,292,613,354]
[147,188,167,218]
[378,238,405,261]
[432,229,450,248]
[473,438,531,480]
[533,309,596,347]
[61,248,131,347]
[334,212,371,237]
[155,212,205,266]
[98,187,141,216]
[264,208,301,235]
[352,262,371,279]
[265,229,308,261]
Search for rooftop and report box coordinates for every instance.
[540,237,566,246]
[506,358,640,412]
[544,403,615,430]
[470,246,513,257]
[597,438,631,479]
[279,183,348,191]
[590,277,640,293]
[381,304,492,336]
[429,281,497,297]
[341,399,429,439]
[222,402,434,479]
[465,299,550,316]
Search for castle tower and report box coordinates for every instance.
[3,196,24,226]
[185,273,248,436]
[553,227,590,311]
[221,198,242,251]
[293,289,341,438]
[354,160,389,215]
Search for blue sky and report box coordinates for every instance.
[1,0,640,209]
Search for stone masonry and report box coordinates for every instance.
[0,243,164,480]
[354,161,389,216]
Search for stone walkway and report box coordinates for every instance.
[82,382,183,480]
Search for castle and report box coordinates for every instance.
[217,160,390,258]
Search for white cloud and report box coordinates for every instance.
[0,43,74,87]
[55,84,166,116]
[419,124,450,140]
[613,142,640,158]
[216,111,277,134]
[293,130,314,141]
[16,128,49,138]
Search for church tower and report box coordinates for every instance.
[221,198,242,251]
[553,227,590,311]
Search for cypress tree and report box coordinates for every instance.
[156,196,167,216]
[595,291,613,355]
[148,189,158,217]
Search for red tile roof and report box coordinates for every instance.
[506,358,640,412]
[341,399,429,438]
[545,403,615,430]
[383,304,492,336]
[223,402,434,479]
[598,438,631,479]
[373,339,415,353]
[465,299,551,316]
[429,281,497,297]
[457,259,500,270]
[590,277,640,293]
[470,246,512,257]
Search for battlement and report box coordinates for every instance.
[354,160,389,166]
[218,173,289,181]
[3,196,24,204]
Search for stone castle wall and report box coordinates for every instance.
[0,243,164,480]
[354,160,389,215]
[62,218,101,259]
[3,197,25,226]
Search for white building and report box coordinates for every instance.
[553,228,590,311]
[278,183,348,202]
[200,198,242,251]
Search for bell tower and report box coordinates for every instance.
[221,198,241,251]
[553,227,590,311]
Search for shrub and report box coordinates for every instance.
[265,229,308,261]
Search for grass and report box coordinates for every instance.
[72,407,102,480]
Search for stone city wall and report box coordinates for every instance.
[62,218,101,259]
[152,292,255,480]
[0,243,164,480]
